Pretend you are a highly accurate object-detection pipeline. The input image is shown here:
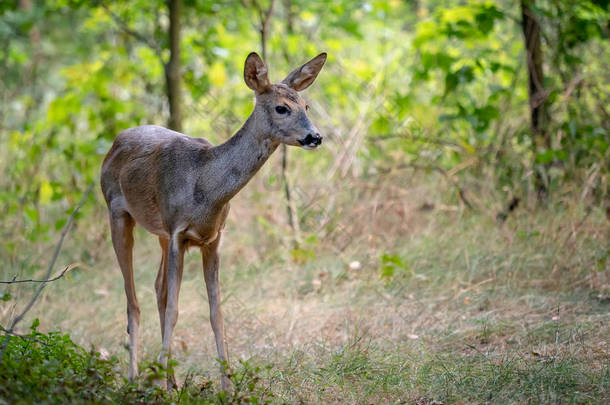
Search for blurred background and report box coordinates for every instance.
[0,0,608,403]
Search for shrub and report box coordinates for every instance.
[0,319,123,404]
[0,320,272,404]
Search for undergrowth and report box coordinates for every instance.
[1,320,607,404]
[0,320,273,404]
[0,199,607,404]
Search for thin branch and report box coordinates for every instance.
[0,182,94,363]
[0,325,45,345]
[0,263,79,285]
[254,0,276,61]
[100,2,164,64]
[368,133,462,149]
[262,0,276,26]
[561,74,584,101]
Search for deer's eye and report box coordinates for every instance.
[275,106,289,114]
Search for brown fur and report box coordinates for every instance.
[100,52,326,390]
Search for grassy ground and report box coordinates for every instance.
[1,176,608,404]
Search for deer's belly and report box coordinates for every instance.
[124,198,168,237]
[117,161,168,236]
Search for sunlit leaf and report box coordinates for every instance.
[39,180,53,205]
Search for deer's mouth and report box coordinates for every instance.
[298,133,322,149]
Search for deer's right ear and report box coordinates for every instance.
[244,52,271,94]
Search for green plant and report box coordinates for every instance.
[0,318,276,404]
[0,319,123,404]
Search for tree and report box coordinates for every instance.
[102,0,183,131]
[166,0,182,131]
[520,0,550,196]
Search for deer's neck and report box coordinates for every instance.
[204,111,279,205]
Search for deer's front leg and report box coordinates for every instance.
[159,233,185,389]
[202,242,231,391]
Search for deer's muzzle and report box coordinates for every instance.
[298,133,322,149]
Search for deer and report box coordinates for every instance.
[100,51,327,390]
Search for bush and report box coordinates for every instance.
[0,320,273,404]
[0,319,124,404]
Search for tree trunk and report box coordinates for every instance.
[278,0,300,238]
[166,0,182,132]
[18,0,42,111]
[520,0,550,196]
[258,0,275,61]
[284,0,294,34]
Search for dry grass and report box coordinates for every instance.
[1,174,608,403]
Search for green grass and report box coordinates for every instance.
[1,193,608,403]
[259,333,607,404]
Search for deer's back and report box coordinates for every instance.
[101,125,214,236]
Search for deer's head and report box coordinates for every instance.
[244,52,327,150]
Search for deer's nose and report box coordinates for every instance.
[298,132,323,149]
[306,133,322,145]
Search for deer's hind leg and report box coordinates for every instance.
[158,233,185,389]
[109,209,139,381]
[154,237,169,340]
[154,236,178,389]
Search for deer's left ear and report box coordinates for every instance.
[244,52,271,93]
[282,52,327,91]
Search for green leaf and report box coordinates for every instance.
[536,150,555,164]
[208,62,227,87]
[380,253,410,280]
[381,264,395,279]
[24,206,38,223]
[444,66,474,95]
[55,218,68,231]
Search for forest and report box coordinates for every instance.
[0,0,608,403]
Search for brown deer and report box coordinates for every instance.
[100,52,326,390]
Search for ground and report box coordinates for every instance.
[2,179,608,404]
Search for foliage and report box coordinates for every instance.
[533,0,609,187]
[0,319,124,404]
[0,319,273,404]
[379,252,411,280]
[1,0,608,255]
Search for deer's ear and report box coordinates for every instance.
[244,52,271,93]
[282,52,327,91]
